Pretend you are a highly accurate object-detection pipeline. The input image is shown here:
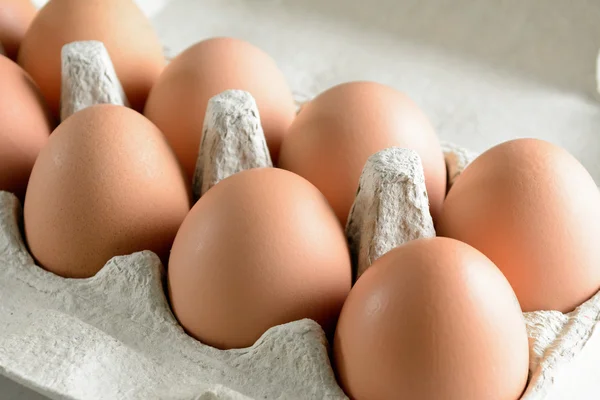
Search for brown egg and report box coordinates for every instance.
[0,55,54,200]
[18,0,164,117]
[438,138,600,312]
[24,105,190,278]
[278,81,446,226]
[144,37,296,181]
[168,168,351,350]
[334,237,529,400]
[0,0,36,59]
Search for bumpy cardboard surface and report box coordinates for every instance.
[60,41,129,122]
[346,147,435,280]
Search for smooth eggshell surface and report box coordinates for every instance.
[438,138,600,312]
[278,81,446,226]
[0,0,36,59]
[144,37,296,181]
[17,0,164,116]
[168,168,351,350]
[0,55,54,200]
[24,105,190,278]
[334,237,529,400]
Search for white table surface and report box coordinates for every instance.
[5,0,600,398]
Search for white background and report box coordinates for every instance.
[4,0,600,398]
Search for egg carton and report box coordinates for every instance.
[1,40,600,400]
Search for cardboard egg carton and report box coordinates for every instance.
[1,41,599,399]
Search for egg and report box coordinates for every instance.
[334,237,529,400]
[278,81,446,226]
[24,105,190,278]
[18,0,164,117]
[0,55,53,200]
[168,168,351,350]
[0,0,36,59]
[438,138,600,312]
[144,37,296,181]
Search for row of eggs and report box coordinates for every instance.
[2,1,600,399]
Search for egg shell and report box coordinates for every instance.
[144,37,296,181]
[24,104,190,278]
[0,55,54,200]
[278,81,447,226]
[17,0,164,117]
[334,237,530,400]
[168,167,351,350]
[437,138,600,313]
[0,0,36,59]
